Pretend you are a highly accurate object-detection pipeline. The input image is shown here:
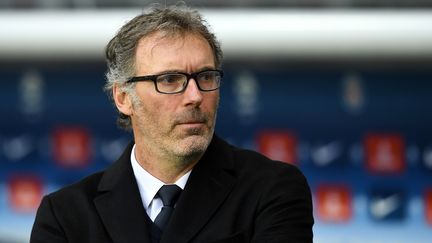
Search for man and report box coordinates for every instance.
[31,6,314,243]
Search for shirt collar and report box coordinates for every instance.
[130,144,191,210]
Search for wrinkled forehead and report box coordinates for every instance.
[136,30,210,55]
[133,31,215,74]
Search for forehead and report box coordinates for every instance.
[134,31,215,74]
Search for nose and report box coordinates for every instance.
[182,78,203,106]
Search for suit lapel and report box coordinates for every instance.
[161,136,237,243]
[94,142,152,243]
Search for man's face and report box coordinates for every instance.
[128,32,219,161]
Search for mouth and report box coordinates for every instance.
[177,121,206,128]
[175,121,207,136]
[178,120,205,125]
[174,111,208,130]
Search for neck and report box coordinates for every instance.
[134,143,201,184]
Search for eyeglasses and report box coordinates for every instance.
[126,69,223,94]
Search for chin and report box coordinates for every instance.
[175,134,211,157]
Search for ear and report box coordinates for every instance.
[113,83,133,116]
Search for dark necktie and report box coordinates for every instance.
[154,185,182,232]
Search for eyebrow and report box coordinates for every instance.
[154,66,216,76]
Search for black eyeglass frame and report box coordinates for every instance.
[126,69,223,94]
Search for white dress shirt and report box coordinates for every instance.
[130,144,191,221]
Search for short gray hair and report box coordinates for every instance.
[104,5,223,130]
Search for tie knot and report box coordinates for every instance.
[157,185,182,207]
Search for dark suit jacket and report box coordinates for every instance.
[31,135,314,243]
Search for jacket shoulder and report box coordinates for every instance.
[46,141,134,202]
[47,170,105,204]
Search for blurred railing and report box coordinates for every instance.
[1,9,432,61]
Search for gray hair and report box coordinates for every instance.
[104,5,223,130]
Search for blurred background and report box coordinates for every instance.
[1,0,432,242]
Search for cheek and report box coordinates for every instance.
[148,99,178,124]
[206,93,220,111]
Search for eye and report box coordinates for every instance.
[157,74,184,84]
[198,71,216,82]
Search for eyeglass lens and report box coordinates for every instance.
[156,71,221,93]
